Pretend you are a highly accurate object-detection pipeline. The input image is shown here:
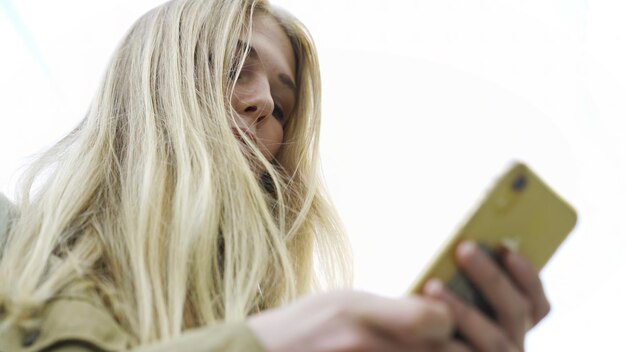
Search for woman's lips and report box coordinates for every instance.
[232,127,257,144]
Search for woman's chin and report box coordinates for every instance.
[243,151,271,179]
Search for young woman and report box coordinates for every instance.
[0,0,550,351]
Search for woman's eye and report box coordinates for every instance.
[227,65,249,82]
[227,67,238,81]
[273,105,285,122]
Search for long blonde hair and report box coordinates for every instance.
[0,0,352,345]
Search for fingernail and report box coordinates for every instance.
[458,240,477,257]
[500,238,520,252]
[424,278,445,295]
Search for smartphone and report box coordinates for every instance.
[406,161,577,317]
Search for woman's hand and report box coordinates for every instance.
[248,290,469,352]
[424,241,551,352]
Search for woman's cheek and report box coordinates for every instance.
[265,121,284,159]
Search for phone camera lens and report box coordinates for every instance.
[512,175,527,192]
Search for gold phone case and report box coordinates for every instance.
[407,162,577,310]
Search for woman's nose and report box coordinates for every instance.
[233,78,274,126]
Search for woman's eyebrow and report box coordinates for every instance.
[279,73,297,96]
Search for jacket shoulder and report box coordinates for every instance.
[0,279,265,352]
[0,195,265,351]
[0,280,132,352]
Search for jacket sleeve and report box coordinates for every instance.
[129,322,266,352]
[0,296,266,352]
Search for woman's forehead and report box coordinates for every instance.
[248,12,297,80]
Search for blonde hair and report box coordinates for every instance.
[0,0,352,345]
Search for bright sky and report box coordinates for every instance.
[1,1,625,351]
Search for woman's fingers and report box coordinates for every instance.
[424,279,519,352]
[501,249,551,325]
[351,292,455,344]
[249,241,550,352]
[439,340,474,352]
[249,290,460,352]
[455,241,532,346]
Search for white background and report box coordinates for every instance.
[1,0,625,350]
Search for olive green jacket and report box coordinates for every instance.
[0,194,266,352]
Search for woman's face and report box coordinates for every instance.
[231,12,297,161]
